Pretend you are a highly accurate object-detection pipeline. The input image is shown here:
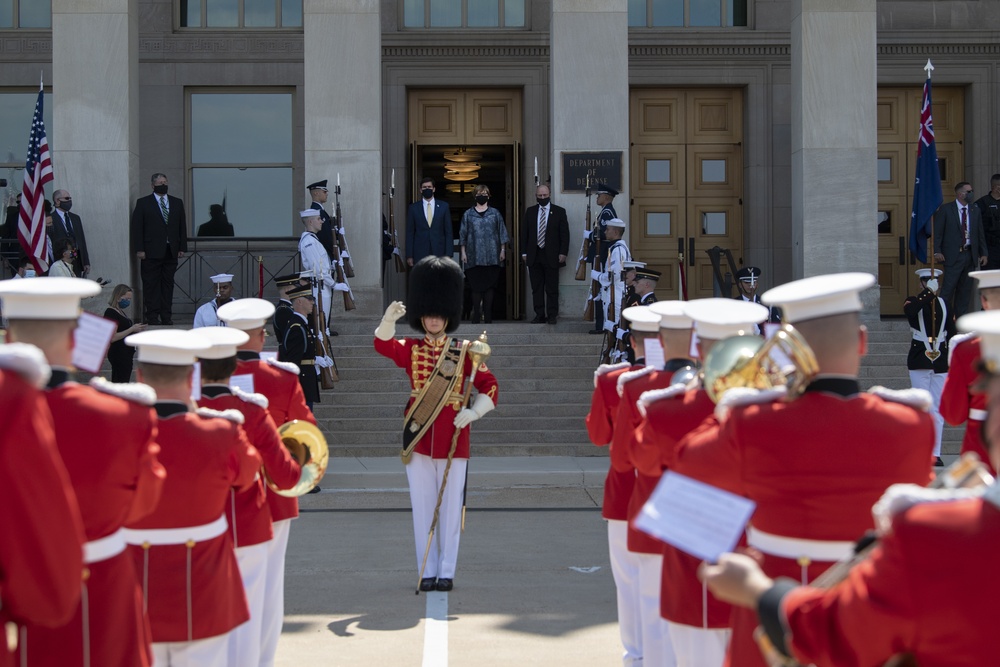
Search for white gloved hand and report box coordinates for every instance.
[590,270,602,282]
[315,355,333,369]
[322,275,335,288]
[616,328,626,340]
[333,282,351,293]
[375,301,406,341]
[598,273,611,288]
[926,278,939,292]
[453,408,478,429]
[453,393,495,429]
[315,366,322,376]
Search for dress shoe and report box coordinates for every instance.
[530,316,547,324]
[419,578,437,592]
[144,318,159,326]
[933,457,945,467]
[160,318,174,326]
[588,328,604,335]
[328,330,339,336]
[547,317,558,325]
[308,485,322,494]
[435,578,453,592]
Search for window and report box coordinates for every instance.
[0,0,51,28]
[0,91,54,202]
[188,91,293,238]
[628,0,747,27]
[404,0,525,28]
[180,0,302,28]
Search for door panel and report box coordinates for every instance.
[632,146,685,198]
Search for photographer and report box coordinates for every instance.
[976,173,1000,270]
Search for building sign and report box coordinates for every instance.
[561,151,623,193]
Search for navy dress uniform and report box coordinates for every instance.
[306,180,335,261]
[272,273,303,359]
[282,284,319,406]
[589,185,619,333]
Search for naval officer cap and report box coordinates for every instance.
[635,268,662,282]
[286,284,313,300]
[958,311,1000,372]
[970,270,1000,290]
[648,300,692,330]
[0,276,100,320]
[683,298,768,340]
[299,209,321,220]
[307,180,328,191]
[606,218,627,229]
[125,329,212,366]
[737,266,762,283]
[762,273,875,324]
[195,326,250,360]
[622,260,646,270]
[915,268,943,280]
[621,306,661,333]
[217,298,276,331]
[210,273,234,284]
[274,272,304,288]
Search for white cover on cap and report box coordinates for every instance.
[970,270,1000,290]
[762,272,875,323]
[958,311,1000,370]
[622,260,646,269]
[0,276,101,319]
[915,268,943,279]
[647,300,693,330]
[606,218,626,228]
[210,273,234,284]
[683,298,768,339]
[621,306,661,333]
[217,298,276,330]
[196,327,250,359]
[299,209,320,219]
[125,329,212,366]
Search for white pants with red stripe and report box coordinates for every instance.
[667,622,730,667]
[909,369,946,456]
[406,453,467,580]
[259,518,292,667]
[636,551,676,667]
[228,541,269,667]
[152,632,229,666]
[607,519,642,666]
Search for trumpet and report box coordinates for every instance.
[267,420,330,497]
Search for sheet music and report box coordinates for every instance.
[644,338,664,369]
[190,362,201,401]
[229,374,255,394]
[260,351,278,362]
[72,312,118,374]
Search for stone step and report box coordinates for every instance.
[326,366,592,381]
[325,377,592,392]
[327,443,605,458]
[321,388,594,407]
[319,414,587,432]
[326,427,589,446]
[314,403,588,420]
[331,342,601,358]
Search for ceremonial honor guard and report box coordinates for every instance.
[0,342,85,667]
[940,269,1000,473]
[1,277,163,667]
[298,209,336,331]
[282,283,320,408]
[218,298,317,667]
[306,180,335,262]
[588,185,619,334]
[272,273,304,359]
[702,309,1000,667]
[674,273,935,667]
[192,273,235,328]
[632,267,660,306]
[621,260,646,309]
[374,257,499,592]
[734,266,780,333]
[602,218,632,340]
[123,330,262,666]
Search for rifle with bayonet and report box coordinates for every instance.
[309,274,339,388]
[575,174,591,281]
[334,180,355,278]
[389,170,405,273]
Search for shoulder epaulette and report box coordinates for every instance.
[948,331,978,364]
[0,342,50,389]
[867,386,932,412]
[89,376,156,406]
[637,382,689,418]
[266,357,300,375]
[872,482,985,535]
[616,365,656,397]
[714,386,787,421]
[232,385,269,409]
[593,361,631,387]
[195,406,245,425]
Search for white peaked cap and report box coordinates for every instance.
[958,311,1000,371]
[915,268,943,279]
[196,327,250,360]
[125,330,212,366]
[210,273,234,284]
[217,298,275,331]
[606,218,626,228]
[648,300,693,330]
[622,260,646,269]
[762,273,875,324]
[970,270,1000,290]
[299,209,320,219]
[621,306,661,333]
[0,277,100,319]
[683,298,768,340]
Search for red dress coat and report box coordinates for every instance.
[674,379,935,667]
[198,386,302,547]
[19,376,163,667]
[126,404,261,642]
[940,334,993,472]
[233,353,316,522]
[633,385,729,628]
[374,336,499,459]
[585,362,636,521]
[0,363,85,667]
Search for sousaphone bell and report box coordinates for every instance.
[267,420,330,497]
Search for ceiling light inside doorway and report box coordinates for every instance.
[443,150,482,163]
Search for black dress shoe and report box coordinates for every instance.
[547,317,557,325]
[161,318,174,326]
[933,457,945,467]
[419,578,437,592]
[530,316,547,324]
[435,578,453,592]
[588,328,604,335]
[144,318,159,326]
[308,485,322,494]
[328,330,339,336]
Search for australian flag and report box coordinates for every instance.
[908,76,943,263]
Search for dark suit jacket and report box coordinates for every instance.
[48,209,90,274]
[131,193,188,260]
[520,203,570,267]
[405,198,453,262]
[934,200,986,267]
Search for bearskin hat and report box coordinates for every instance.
[407,256,464,334]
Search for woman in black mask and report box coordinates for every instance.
[459,184,509,324]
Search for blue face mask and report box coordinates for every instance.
[118,298,131,308]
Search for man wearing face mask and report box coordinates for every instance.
[520,184,569,324]
[131,173,188,326]
[934,181,987,317]
[405,177,454,268]
[50,189,91,278]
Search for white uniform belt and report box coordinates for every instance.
[84,527,127,564]
[970,408,988,421]
[910,328,930,343]
[746,526,854,562]
[123,514,228,546]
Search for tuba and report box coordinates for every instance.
[267,420,330,497]
[702,324,819,404]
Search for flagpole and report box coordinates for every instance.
[925,59,939,351]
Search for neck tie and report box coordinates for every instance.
[425,201,433,227]
[537,206,547,248]
[63,212,75,239]
[961,206,968,245]
[159,196,169,222]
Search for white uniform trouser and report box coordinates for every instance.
[405,453,467,579]
[909,369,946,456]
[311,284,334,329]
[667,622,730,667]
[228,541,269,667]
[607,519,642,666]
[260,519,292,667]
[152,633,229,667]
[636,552,676,667]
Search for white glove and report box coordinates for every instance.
[616,328,626,340]
[603,321,614,333]
[583,227,591,236]
[590,270,602,282]
[375,301,406,340]
[926,278,939,292]
[453,393,495,429]
[315,355,333,369]
[322,275,335,288]
[333,282,351,293]
[598,273,611,288]
[315,366,322,376]
[341,250,351,259]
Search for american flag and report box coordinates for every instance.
[18,85,53,274]
[908,68,943,263]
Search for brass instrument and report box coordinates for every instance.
[702,324,819,404]
[268,420,330,497]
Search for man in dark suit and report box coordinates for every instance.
[50,189,90,277]
[131,172,187,325]
[934,181,987,317]
[405,177,453,267]
[520,184,569,324]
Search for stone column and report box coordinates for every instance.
[304,0,382,317]
[550,0,629,317]
[791,0,878,292]
[52,0,138,296]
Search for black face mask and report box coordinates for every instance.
[536,197,550,207]
[421,188,434,200]
[475,195,489,205]
[58,200,72,212]
[153,184,169,195]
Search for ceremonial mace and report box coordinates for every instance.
[415,331,491,595]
